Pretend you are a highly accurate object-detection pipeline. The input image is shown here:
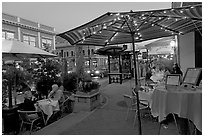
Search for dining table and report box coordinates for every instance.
[151,85,202,132]
[37,99,59,125]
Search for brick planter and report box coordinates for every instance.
[73,88,101,112]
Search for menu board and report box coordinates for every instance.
[166,74,181,86]
[183,68,202,86]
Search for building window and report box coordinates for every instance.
[2,31,15,40]
[66,51,69,57]
[91,49,94,55]
[71,51,74,56]
[23,35,36,46]
[83,50,85,56]
[42,38,52,50]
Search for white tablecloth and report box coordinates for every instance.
[37,99,59,123]
[151,86,202,132]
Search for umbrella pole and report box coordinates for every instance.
[131,33,142,135]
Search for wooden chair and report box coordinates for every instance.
[17,110,45,134]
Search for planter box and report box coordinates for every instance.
[73,88,101,112]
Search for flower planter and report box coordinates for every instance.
[73,87,101,112]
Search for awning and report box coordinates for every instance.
[57,4,202,46]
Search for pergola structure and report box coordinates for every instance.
[58,4,202,135]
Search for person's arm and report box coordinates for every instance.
[48,90,55,98]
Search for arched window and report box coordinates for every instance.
[71,51,74,56]
[91,49,94,55]
[67,51,69,57]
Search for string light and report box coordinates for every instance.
[163,11,167,13]
[180,10,184,13]
[190,6,194,9]
[151,24,155,26]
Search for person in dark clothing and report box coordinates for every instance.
[172,63,183,76]
[22,91,36,111]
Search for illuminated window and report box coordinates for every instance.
[2,31,14,39]
[23,35,36,46]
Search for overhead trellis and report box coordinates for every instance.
[58,4,202,46]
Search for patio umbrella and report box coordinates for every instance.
[2,39,57,60]
[2,39,57,108]
[95,46,125,55]
[57,4,202,134]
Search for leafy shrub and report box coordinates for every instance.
[81,80,100,93]
[63,72,78,93]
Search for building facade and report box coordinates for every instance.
[2,12,56,51]
[55,36,108,72]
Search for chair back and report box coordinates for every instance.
[123,95,133,108]
[59,97,70,112]
[18,110,31,123]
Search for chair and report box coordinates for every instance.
[17,110,45,133]
[123,93,150,127]
[158,113,180,134]
[52,96,70,119]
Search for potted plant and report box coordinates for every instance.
[73,77,101,112]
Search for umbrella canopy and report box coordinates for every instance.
[58,4,202,46]
[2,39,57,60]
[95,46,125,55]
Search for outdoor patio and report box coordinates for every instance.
[34,79,180,135]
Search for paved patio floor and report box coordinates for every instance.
[34,79,179,135]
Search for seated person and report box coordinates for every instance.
[48,84,63,101]
[22,90,37,111]
[58,85,65,104]
[22,90,39,119]
[172,63,183,76]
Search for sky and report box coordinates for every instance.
[2,1,172,34]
